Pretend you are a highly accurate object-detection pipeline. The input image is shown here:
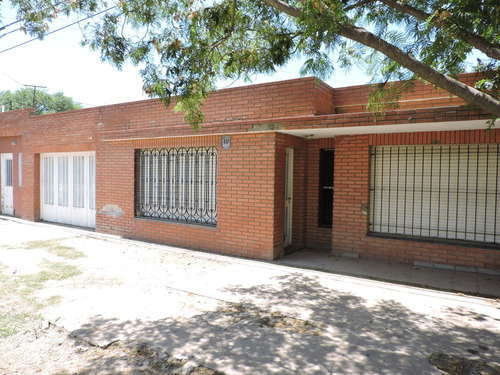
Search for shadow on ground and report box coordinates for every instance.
[66,274,499,375]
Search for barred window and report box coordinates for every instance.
[5,158,13,187]
[370,144,500,245]
[135,147,218,226]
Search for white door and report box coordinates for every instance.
[41,152,96,228]
[1,153,14,215]
[284,148,294,247]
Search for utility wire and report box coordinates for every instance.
[0,5,117,54]
[0,28,22,38]
[0,71,24,86]
[76,101,99,107]
[0,18,22,32]
[0,1,68,32]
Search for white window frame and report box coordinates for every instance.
[18,153,22,188]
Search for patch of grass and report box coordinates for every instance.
[23,239,63,250]
[0,244,18,250]
[48,246,86,259]
[45,295,63,306]
[21,238,86,259]
[0,260,81,338]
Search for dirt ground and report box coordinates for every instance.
[0,231,222,375]
[1,323,222,375]
[1,219,499,375]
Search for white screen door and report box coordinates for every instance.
[1,153,14,215]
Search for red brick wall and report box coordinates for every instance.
[96,132,283,260]
[313,80,335,115]
[93,77,324,141]
[0,108,31,137]
[333,73,481,114]
[1,74,498,269]
[332,129,500,271]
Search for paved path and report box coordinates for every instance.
[279,249,500,298]
[1,217,499,374]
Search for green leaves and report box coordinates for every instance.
[6,0,500,125]
[0,88,81,115]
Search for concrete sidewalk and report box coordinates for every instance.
[279,249,500,299]
[1,217,500,374]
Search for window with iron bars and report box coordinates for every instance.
[369,144,500,245]
[135,147,218,226]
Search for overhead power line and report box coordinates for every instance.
[0,6,117,54]
[0,18,22,32]
[0,71,24,86]
[0,27,22,39]
[0,1,69,33]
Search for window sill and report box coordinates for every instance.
[134,216,218,229]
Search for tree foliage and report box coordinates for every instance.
[4,0,500,128]
[0,88,82,115]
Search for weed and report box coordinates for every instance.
[20,238,86,259]
[23,239,62,250]
[0,260,81,338]
[48,246,85,259]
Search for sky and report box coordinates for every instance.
[0,3,374,108]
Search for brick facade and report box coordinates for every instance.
[0,73,498,271]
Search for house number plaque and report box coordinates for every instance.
[222,136,231,150]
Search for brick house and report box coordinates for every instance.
[1,73,499,272]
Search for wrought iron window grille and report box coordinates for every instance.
[369,144,500,245]
[135,147,218,226]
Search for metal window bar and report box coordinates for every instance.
[5,158,13,187]
[369,144,500,244]
[135,147,218,226]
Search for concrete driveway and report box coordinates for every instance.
[1,217,499,374]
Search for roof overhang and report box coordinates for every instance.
[277,119,497,139]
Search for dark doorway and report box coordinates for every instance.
[318,149,334,227]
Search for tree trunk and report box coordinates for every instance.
[378,0,500,60]
[260,0,500,118]
[340,24,500,117]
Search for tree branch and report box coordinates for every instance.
[259,0,301,18]
[209,0,237,52]
[343,0,373,13]
[378,0,500,60]
[339,24,500,116]
[258,0,500,117]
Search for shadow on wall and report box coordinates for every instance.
[67,274,499,375]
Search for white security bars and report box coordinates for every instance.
[43,156,54,205]
[135,147,218,226]
[5,158,13,187]
[370,144,500,244]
